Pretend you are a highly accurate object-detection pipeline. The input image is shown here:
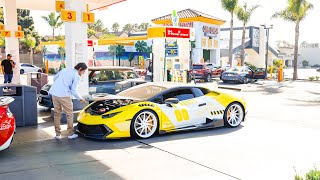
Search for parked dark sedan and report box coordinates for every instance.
[38,66,146,108]
[221,66,265,84]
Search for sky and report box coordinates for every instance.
[30,0,320,45]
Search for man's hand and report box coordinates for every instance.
[10,60,15,68]
[80,99,86,103]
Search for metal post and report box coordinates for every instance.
[261,24,273,80]
[265,29,269,79]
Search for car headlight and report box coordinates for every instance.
[102,112,122,119]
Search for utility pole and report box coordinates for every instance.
[261,24,273,79]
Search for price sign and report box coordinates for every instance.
[82,12,95,23]
[0,25,5,31]
[1,31,11,37]
[61,10,76,22]
[56,1,65,12]
[15,31,24,38]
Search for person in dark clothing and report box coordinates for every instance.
[1,54,15,86]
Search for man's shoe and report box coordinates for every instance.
[55,135,61,140]
[68,134,78,139]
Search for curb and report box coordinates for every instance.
[218,86,242,91]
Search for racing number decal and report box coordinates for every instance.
[67,13,72,20]
[174,109,190,122]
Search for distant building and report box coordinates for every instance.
[298,43,320,67]
[220,26,278,68]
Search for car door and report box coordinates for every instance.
[24,64,32,73]
[253,68,266,79]
[154,88,203,129]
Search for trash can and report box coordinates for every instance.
[0,84,38,127]
[27,72,48,94]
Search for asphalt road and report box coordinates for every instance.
[1,77,320,179]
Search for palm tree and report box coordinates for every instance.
[138,22,150,31]
[112,22,120,32]
[221,0,238,67]
[115,45,125,66]
[236,3,260,66]
[58,46,66,60]
[108,45,117,66]
[135,41,147,55]
[146,45,152,54]
[21,34,36,64]
[41,13,63,41]
[128,52,134,66]
[272,0,313,80]
[58,46,66,70]
[42,45,47,70]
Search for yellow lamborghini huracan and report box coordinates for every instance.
[76,83,247,139]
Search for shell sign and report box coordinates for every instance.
[147,27,194,40]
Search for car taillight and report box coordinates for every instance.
[199,70,205,75]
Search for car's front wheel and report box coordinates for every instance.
[224,102,244,128]
[20,69,24,74]
[131,110,158,139]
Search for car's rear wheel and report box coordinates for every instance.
[205,74,211,82]
[131,110,158,139]
[224,102,244,128]
[20,69,24,74]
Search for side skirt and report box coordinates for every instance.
[159,119,224,134]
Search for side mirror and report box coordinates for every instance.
[164,98,179,107]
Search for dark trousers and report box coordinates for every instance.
[4,74,13,84]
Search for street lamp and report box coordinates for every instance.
[261,24,273,79]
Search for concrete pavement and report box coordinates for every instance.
[1,77,320,179]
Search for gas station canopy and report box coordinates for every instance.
[0,0,126,11]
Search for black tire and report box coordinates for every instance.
[205,74,212,82]
[130,110,159,139]
[223,102,245,128]
[222,80,228,83]
[20,69,24,74]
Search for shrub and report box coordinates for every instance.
[316,76,320,81]
[295,166,320,180]
[49,68,56,74]
[268,65,277,73]
[309,76,315,81]
[244,62,257,71]
[305,168,320,180]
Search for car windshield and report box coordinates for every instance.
[118,85,167,100]
[89,69,139,81]
[193,65,204,70]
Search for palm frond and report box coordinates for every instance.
[221,0,238,13]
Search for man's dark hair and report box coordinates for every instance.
[74,62,88,71]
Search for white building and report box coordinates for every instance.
[220,26,278,68]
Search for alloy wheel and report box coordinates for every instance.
[226,103,244,127]
[133,111,158,138]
